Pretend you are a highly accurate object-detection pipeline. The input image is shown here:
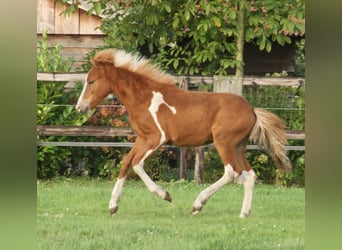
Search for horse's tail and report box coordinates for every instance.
[250,108,292,172]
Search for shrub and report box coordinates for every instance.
[37,32,88,178]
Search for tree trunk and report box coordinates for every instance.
[179,148,187,179]
[235,2,245,81]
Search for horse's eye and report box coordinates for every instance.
[88,80,95,84]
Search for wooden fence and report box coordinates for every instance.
[37,72,305,86]
[37,125,304,150]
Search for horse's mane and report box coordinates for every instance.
[93,49,175,85]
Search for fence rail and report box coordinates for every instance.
[37,72,305,87]
[37,125,305,139]
[37,125,305,151]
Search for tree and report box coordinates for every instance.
[59,0,305,76]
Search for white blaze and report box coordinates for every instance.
[148,91,177,145]
[75,74,89,111]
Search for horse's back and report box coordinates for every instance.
[160,89,255,146]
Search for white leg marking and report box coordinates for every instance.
[132,149,169,199]
[238,169,256,218]
[133,163,167,199]
[148,91,177,145]
[192,164,235,214]
[109,177,126,211]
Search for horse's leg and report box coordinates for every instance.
[133,161,172,202]
[192,134,243,214]
[131,145,171,201]
[192,163,236,215]
[109,137,171,216]
[235,140,256,218]
[237,168,256,218]
[108,145,136,215]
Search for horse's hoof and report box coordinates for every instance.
[164,191,172,202]
[109,206,118,216]
[192,207,202,215]
[239,212,250,218]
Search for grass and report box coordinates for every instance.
[37,178,304,250]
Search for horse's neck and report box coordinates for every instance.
[111,70,165,113]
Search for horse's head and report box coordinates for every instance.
[76,48,174,113]
[76,52,114,113]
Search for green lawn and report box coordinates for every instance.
[37,179,304,250]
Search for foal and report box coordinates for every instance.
[76,49,291,218]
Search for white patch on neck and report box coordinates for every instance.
[148,91,177,145]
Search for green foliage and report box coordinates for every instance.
[57,0,305,76]
[245,0,305,52]
[37,32,90,178]
[245,84,305,186]
[143,150,174,181]
[202,148,224,182]
[37,31,74,72]
[295,38,305,77]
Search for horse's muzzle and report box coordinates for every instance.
[76,104,89,114]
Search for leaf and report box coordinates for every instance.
[266,40,272,53]
[173,58,179,69]
[211,17,221,28]
[95,3,102,16]
[172,17,179,29]
[284,36,291,44]
[185,10,191,21]
[276,35,285,46]
[259,36,266,50]
[164,3,171,13]
[148,43,154,53]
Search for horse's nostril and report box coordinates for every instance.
[79,106,89,114]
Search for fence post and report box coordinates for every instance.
[194,147,204,184]
[213,75,243,95]
[178,76,188,180]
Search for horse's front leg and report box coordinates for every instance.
[108,148,135,216]
[133,161,172,202]
[108,139,171,216]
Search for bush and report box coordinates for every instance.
[37,32,89,178]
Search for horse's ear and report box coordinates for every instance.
[91,58,99,67]
[92,50,114,66]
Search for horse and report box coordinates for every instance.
[76,48,291,218]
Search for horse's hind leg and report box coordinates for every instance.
[192,142,240,215]
[238,168,256,218]
[235,140,256,218]
[192,163,236,214]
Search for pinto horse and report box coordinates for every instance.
[76,49,291,218]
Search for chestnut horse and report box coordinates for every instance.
[76,49,291,218]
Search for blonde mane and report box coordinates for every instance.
[93,49,175,84]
